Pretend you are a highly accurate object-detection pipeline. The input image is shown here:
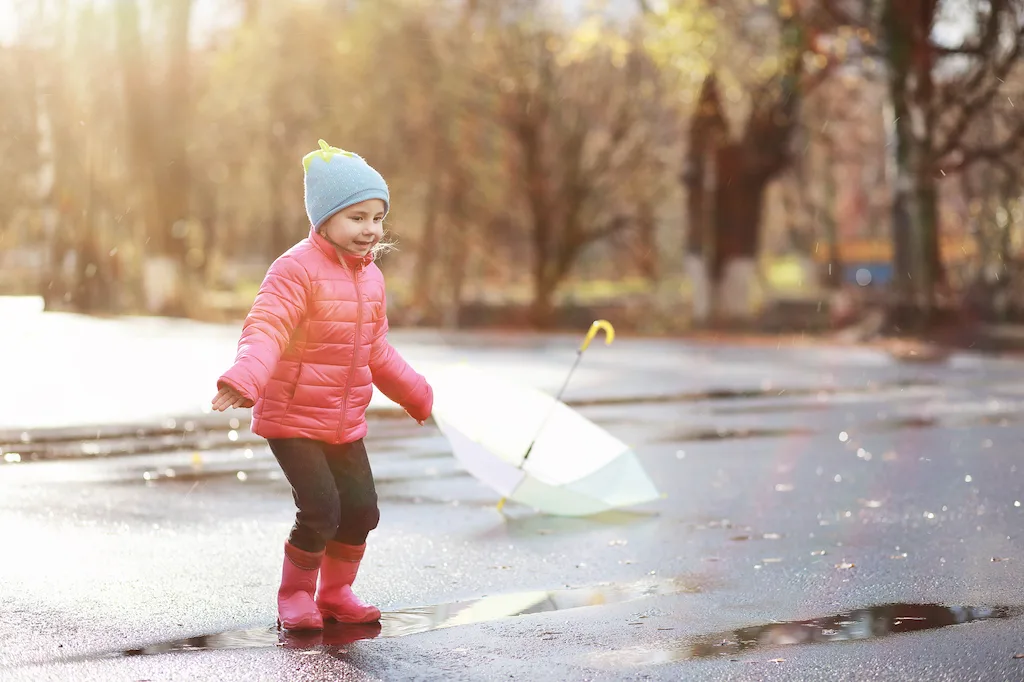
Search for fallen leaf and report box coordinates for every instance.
[1012,653,1024,659]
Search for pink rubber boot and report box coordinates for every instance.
[277,542,325,631]
[316,541,381,623]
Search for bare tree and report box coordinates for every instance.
[822,0,1024,321]
[483,14,670,326]
[678,0,835,322]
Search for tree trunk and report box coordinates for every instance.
[883,0,944,325]
[441,162,469,329]
[529,265,558,329]
[712,145,767,322]
[116,0,194,316]
[518,111,558,328]
[683,75,725,325]
[636,199,658,282]
[821,132,842,289]
[411,132,445,323]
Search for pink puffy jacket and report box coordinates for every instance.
[218,228,433,444]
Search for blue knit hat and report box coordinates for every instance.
[302,139,390,229]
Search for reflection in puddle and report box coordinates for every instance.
[593,603,1018,667]
[115,576,700,657]
[123,621,383,656]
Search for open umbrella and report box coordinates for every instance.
[428,321,661,516]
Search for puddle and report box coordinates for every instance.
[0,411,417,464]
[655,411,1024,444]
[592,603,1019,667]
[566,380,941,408]
[657,426,816,443]
[0,432,264,464]
[93,576,701,659]
[709,402,833,416]
[867,412,1024,433]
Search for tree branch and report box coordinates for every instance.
[934,4,1024,158]
[581,215,629,245]
[948,117,1024,171]
[817,0,868,28]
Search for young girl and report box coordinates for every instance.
[212,140,433,631]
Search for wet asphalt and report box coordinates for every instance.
[3,340,1024,681]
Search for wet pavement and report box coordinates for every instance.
[4,320,1024,679]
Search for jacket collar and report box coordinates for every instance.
[309,227,374,270]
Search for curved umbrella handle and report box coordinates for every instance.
[579,319,615,352]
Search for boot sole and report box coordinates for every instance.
[320,610,381,624]
[277,617,324,631]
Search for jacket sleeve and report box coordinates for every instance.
[217,255,309,405]
[369,291,433,421]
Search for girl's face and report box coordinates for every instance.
[320,199,386,257]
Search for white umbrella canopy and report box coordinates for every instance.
[427,363,661,516]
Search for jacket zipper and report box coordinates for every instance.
[336,264,363,442]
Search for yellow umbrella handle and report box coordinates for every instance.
[579,320,615,352]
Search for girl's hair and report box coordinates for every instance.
[371,232,398,258]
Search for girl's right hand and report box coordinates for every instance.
[212,385,251,411]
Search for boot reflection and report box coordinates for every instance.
[277,628,323,649]
[322,620,382,646]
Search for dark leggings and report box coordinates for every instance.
[268,438,380,553]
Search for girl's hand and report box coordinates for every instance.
[212,385,249,411]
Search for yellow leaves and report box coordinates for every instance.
[557,15,630,68]
[638,0,716,85]
[754,55,781,80]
